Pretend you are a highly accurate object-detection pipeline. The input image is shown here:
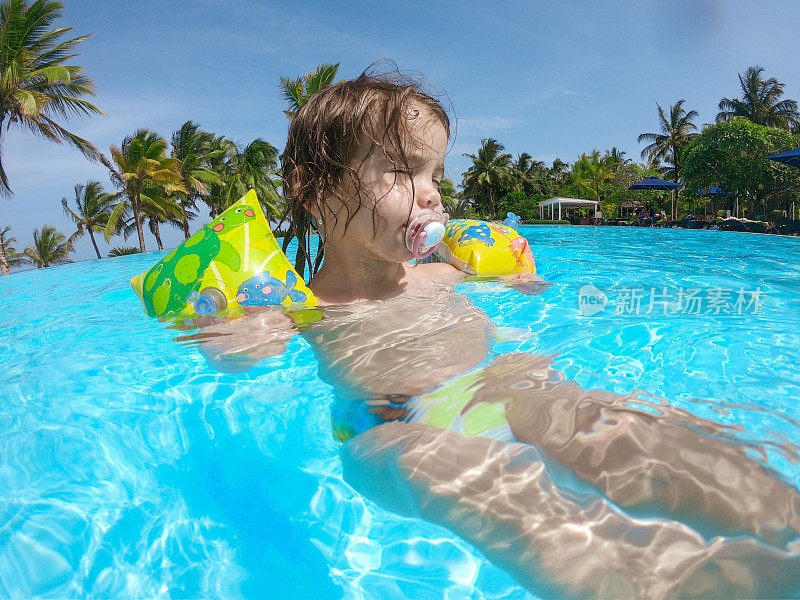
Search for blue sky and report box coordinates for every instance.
[4,0,800,264]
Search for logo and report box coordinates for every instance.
[578,284,608,316]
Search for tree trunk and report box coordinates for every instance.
[0,223,9,276]
[0,113,8,197]
[673,163,678,221]
[181,194,191,239]
[673,145,680,221]
[133,190,146,252]
[88,229,101,259]
[0,116,9,275]
[153,220,164,251]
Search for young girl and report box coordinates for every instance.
[193,70,800,598]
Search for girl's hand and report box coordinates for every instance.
[175,308,299,372]
[499,273,552,296]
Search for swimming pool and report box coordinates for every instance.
[1,226,799,598]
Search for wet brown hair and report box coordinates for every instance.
[281,66,450,279]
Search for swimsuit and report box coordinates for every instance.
[331,369,514,444]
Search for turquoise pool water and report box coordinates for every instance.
[1,226,799,598]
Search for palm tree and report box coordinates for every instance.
[716,66,800,130]
[61,180,114,259]
[24,224,72,267]
[0,0,105,195]
[462,138,513,218]
[439,177,474,218]
[101,129,186,252]
[0,225,28,269]
[638,100,699,218]
[206,137,282,218]
[139,183,183,251]
[604,147,631,172]
[438,177,456,203]
[171,121,222,238]
[108,246,139,257]
[511,153,545,196]
[549,158,570,184]
[280,63,339,118]
[571,150,612,203]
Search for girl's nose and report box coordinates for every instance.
[417,182,441,208]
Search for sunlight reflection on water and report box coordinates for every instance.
[0,227,798,598]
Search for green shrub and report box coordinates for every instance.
[524,219,571,225]
[108,246,140,257]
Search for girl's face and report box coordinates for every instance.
[319,105,448,263]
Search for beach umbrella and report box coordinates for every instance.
[699,186,729,217]
[700,186,726,196]
[766,149,800,218]
[766,147,800,169]
[627,176,680,190]
[628,176,680,219]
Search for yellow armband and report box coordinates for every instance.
[131,190,317,320]
[434,219,536,276]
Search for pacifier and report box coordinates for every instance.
[405,211,449,259]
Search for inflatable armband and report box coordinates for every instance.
[433,219,536,276]
[131,190,316,320]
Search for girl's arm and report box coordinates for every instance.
[177,308,298,373]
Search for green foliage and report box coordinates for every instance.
[637,100,699,192]
[62,180,115,258]
[101,129,187,252]
[570,150,612,202]
[108,246,140,257]
[682,120,800,214]
[510,153,545,197]
[603,163,666,218]
[438,177,456,204]
[171,121,222,238]
[526,220,570,225]
[717,66,799,130]
[0,225,28,268]
[604,147,632,172]
[280,63,339,118]
[202,137,282,219]
[498,189,526,214]
[443,195,475,219]
[0,0,104,194]
[462,138,513,218]
[24,224,73,267]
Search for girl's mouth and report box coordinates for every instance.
[404,212,448,259]
[408,220,424,239]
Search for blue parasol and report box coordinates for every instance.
[699,186,728,197]
[766,147,800,169]
[628,176,679,190]
[628,177,680,221]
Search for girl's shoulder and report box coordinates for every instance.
[407,260,465,284]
